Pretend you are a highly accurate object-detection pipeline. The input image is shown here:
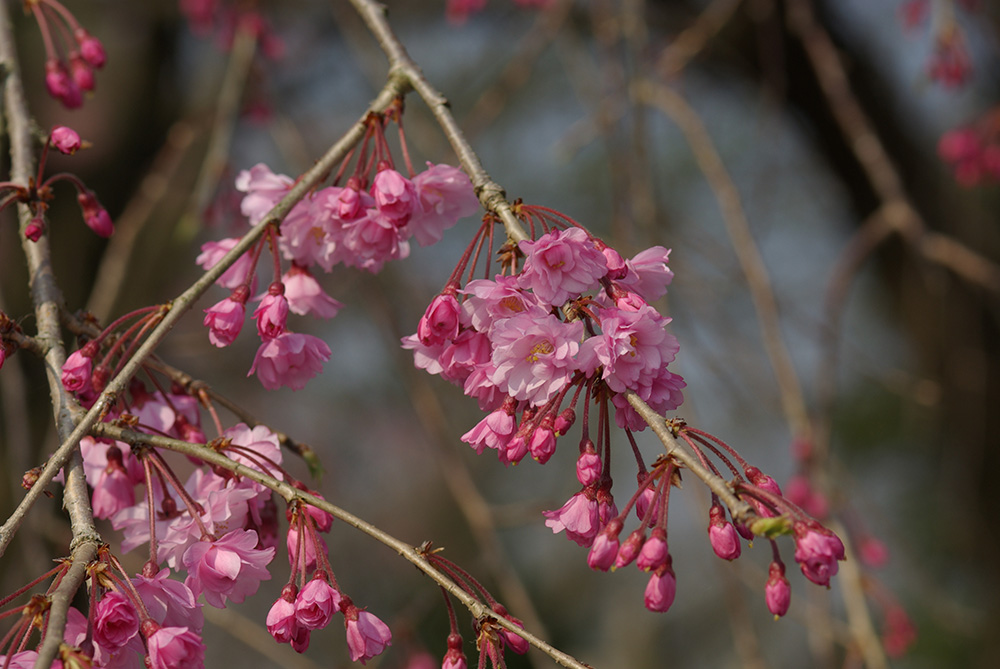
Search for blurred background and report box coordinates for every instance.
[1,0,998,667]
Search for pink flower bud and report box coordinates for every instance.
[68,53,95,92]
[765,561,791,618]
[254,285,289,340]
[294,576,341,631]
[417,292,461,346]
[51,126,82,155]
[45,60,83,109]
[77,191,114,237]
[615,529,645,569]
[708,503,741,561]
[492,605,528,655]
[144,623,206,669]
[93,591,139,653]
[61,347,94,393]
[204,294,246,348]
[75,29,107,68]
[575,444,601,486]
[587,519,622,571]
[528,417,556,463]
[792,522,846,587]
[554,407,575,435]
[24,218,44,241]
[637,528,668,572]
[643,562,676,613]
[343,604,393,664]
[266,588,299,643]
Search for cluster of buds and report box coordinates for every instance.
[899,0,979,88]
[24,0,106,108]
[937,106,1000,186]
[0,125,112,242]
[200,99,480,390]
[403,206,847,616]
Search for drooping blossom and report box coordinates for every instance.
[196,238,255,290]
[254,288,289,340]
[371,167,418,223]
[621,246,674,302]
[517,227,607,306]
[587,520,622,571]
[51,126,82,154]
[182,528,275,608]
[409,162,480,246]
[144,623,205,669]
[77,190,114,237]
[92,591,140,655]
[636,528,669,572]
[204,291,247,347]
[707,503,741,561]
[543,488,600,547]
[643,562,676,613]
[461,400,517,454]
[266,587,300,644]
[61,348,94,393]
[792,523,846,587]
[489,312,583,406]
[132,568,204,632]
[249,332,331,390]
[295,576,341,631]
[417,291,462,346]
[343,604,393,665]
[765,561,791,618]
[282,265,342,318]
[235,163,293,224]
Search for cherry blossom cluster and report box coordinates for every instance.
[199,102,480,390]
[899,0,979,88]
[402,206,846,616]
[937,106,1000,186]
[446,0,552,25]
[21,0,106,108]
[0,125,113,241]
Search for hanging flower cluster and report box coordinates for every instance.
[403,205,846,617]
[198,100,480,390]
[899,0,980,88]
[22,0,106,108]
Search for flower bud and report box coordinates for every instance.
[51,126,82,155]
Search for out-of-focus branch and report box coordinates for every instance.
[657,0,743,79]
[0,4,100,668]
[631,79,811,442]
[92,422,592,669]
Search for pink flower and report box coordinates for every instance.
[341,209,410,272]
[278,196,343,271]
[221,422,283,476]
[792,523,846,587]
[643,562,676,613]
[621,246,673,301]
[249,332,331,390]
[75,29,107,68]
[145,624,205,669]
[282,265,342,318]
[295,576,341,630]
[409,162,480,246]
[517,227,607,306]
[196,238,255,290]
[372,167,418,223]
[77,191,114,237]
[614,530,644,569]
[254,289,289,340]
[575,446,601,486]
[235,163,293,225]
[68,53,95,93]
[528,421,556,464]
[417,292,462,346]
[543,488,600,547]
[266,588,299,643]
[204,293,247,347]
[182,528,275,608]
[610,367,686,431]
[707,504,741,561]
[584,305,677,393]
[132,569,203,631]
[765,561,791,618]
[286,526,329,574]
[51,126,82,154]
[91,453,136,519]
[93,591,139,653]
[462,275,545,331]
[344,607,393,665]
[61,348,94,393]
[461,399,517,454]
[489,312,583,406]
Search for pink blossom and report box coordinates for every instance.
[528,421,556,464]
[91,457,136,519]
[462,275,546,331]
[418,292,462,346]
[635,486,657,522]
[858,536,889,568]
[584,305,677,393]
[372,168,418,223]
[517,227,607,306]
[344,608,393,665]
[196,238,255,290]
[494,607,528,655]
[68,53,95,92]
[708,504,741,561]
[621,246,673,301]
[286,525,329,574]
[51,126,82,154]
[765,561,791,618]
[61,348,94,393]
[93,591,140,654]
[340,209,410,272]
[249,332,331,390]
[554,407,575,434]
[278,196,343,271]
[183,528,275,608]
[203,293,247,347]
[543,488,600,547]
[235,163,293,224]
[221,422,283,476]
[266,588,299,643]
[409,162,480,246]
[461,400,517,454]
[643,562,676,613]
[295,577,341,630]
[254,289,289,340]
[23,219,44,241]
[145,624,205,669]
[77,191,114,237]
[282,265,342,318]
[610,367,686,431]
[792,523,846,587]
[0,652,50,669]
[132,569,204,631]
[489,312,583,406]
